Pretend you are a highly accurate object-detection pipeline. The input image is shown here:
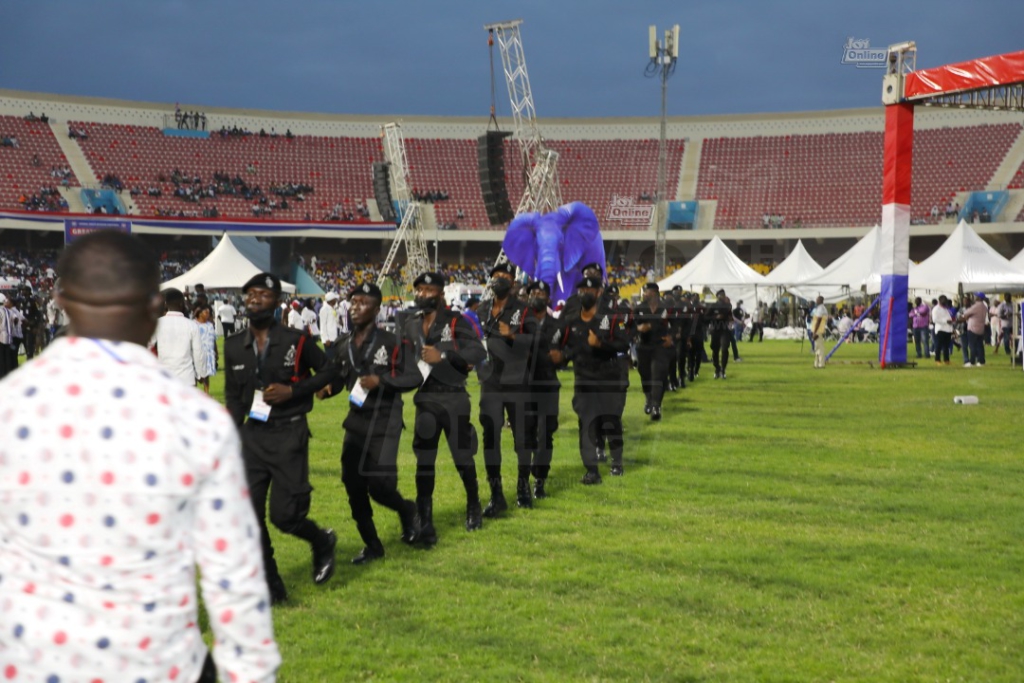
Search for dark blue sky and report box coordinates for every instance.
[4,1,1022,119]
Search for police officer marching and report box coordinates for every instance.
[634,282,675,421]
[403,272,488,544]
[556,275,630,483]
[524,280,563,500]
[477,262,537,513]
[317,282,423,564]
[223,272,338,604]
[708,289,734,379]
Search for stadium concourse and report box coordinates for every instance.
[2,88,1024,269]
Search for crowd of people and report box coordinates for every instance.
[17,186,69,212]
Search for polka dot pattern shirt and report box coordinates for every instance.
[0,337,280,682]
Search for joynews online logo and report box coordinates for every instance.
[841,37,887,69]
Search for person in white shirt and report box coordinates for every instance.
[338,296,352,335]
[0,230,279,683]
[154,288,206,386]
[300,298,320,341]
[0,297,15,379]
[810,296,829,368]
[319,291,341,360]
[837,311,854,339]
[931,295,954,364]
[218,299,238,335]
[287,300,304,331]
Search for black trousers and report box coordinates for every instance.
[412,391,480,502]
[479,385,534,479]
[636,345,673,408]
[573,383,624,471]
[222,321,235,335]
[710,330,732,373]
[341,419,411,546]
[748,323,763,342]
[242,416,323,583]
[687,336,704,379]
[934,330,951,362]
[528,388,559,480]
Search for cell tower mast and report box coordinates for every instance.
[486,19,562,257]
[377,122,431,286]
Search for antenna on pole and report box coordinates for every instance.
[646,23,679,280]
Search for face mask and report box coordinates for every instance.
[415,296,440,312]
[490,278,512,298]
[247,307,275,327]
[580,293,598,309]
[528,297,547,312]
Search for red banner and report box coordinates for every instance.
[905,50,1024,99]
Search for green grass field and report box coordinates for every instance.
[202,339,1024,682]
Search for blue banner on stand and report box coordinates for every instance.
[879,273,908,365]
[64,218,132,244]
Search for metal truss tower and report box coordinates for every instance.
[486,19,562,265]
[378,122,431,286]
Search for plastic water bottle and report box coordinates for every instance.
[953,395,979,405]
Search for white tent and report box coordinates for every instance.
[161,234,296,293]
[909,220,1024,293]
[657,236,773,304]
[763,240,824,287]
[1012,246,1024,272]
[789,226,887,303]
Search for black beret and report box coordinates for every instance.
[606,284,620,296]
[580,262,603,274]
[490,262,516,277]
[350,281,382,302]
[715,288,726,297]
[671,285,683,292]
[413,272,446,288]
[577,276,603,290]
[644,282,660,292]
[242,272,282,295]
[526,280,551,295]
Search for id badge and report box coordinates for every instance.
[249,390,271,422]
[349,381,369,407]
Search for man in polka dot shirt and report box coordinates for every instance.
[0,232,280,682]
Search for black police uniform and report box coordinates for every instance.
[224,318,336,597]
[323,316,422,560]
[525,293,564,499]
[634,297,675,417]
[561,303,630,480]
[707,297,734,378]
[477,294,537,514]
[685,298,707,381]
[402,300,487,542]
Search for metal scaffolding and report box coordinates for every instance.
[377,122,431,286]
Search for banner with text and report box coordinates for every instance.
[64,218,132,244]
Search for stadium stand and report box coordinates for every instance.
[697,123,1021,229]
[69,122,383,220]
[502,138,684,230]
[0,115,77,212]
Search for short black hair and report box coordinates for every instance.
[58,231,158,300]
[163,288,185,307]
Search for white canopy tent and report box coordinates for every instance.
[657,236,773,305]
[909,220,1024,294]
[161,234,296,293]
[763,239,825,294]
[789,226,891,303]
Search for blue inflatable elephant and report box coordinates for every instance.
[502,202,606,304]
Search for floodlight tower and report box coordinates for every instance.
[378,122,431,286]
[485,19,562,220]
[647,24,679,280]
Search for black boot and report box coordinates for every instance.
[417,497,437,547]
[482,477,508,518]
[399,500,421,545]
[533,477,548,499]
[311,528,337,585]
[352,539,385,565]
[267,574,288,605]
[516,476,533,508]
[465,498,483,531]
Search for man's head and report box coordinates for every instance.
[815,296,824,306]
[526,281,550,312]
[55,230,162,346]
[162,288,187,313]
[644,282,659,303]
[465,296,481,311]
[325,291,339,305]
[489,263,515,300]
[716,288,727,303]
[1004,293,1012,303]
[939,295,949,306]
[577,276,602,310]
[349,282,382,328]
[241,272,282,328]
[413,272,446,312]
[914,297,922,306]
